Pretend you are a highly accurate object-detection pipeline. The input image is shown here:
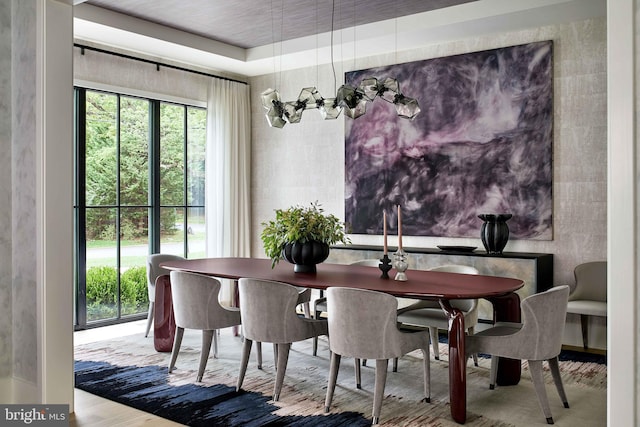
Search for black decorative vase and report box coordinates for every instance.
[478,214,512,255]
[282,240,330,273]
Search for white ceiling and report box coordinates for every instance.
[73,0,606,78]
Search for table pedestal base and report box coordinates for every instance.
[442,291,522,424]
[153,275,176,352]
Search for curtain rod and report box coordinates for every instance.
[74,43,248,86]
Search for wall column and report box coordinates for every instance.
[607,0,637,426]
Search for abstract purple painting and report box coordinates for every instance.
[345,40,553,240]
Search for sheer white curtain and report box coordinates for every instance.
[205,78,251,264]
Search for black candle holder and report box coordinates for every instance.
[379,254,392,279]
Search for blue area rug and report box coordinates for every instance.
[558,349,606,365]
[74,360,371,426]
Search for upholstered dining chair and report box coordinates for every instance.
[253,286,312,369]
[312,259,379,356]
[398,265,479,366]
[145,253,185,338]
[168,271,241,382]
[236,278,328,401]
[566,261,607,350]
[397,264,480,364]
[466,285,571,425]
[324,287,431,425]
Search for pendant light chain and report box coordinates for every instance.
[260,0,422,128]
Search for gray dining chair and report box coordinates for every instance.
[466,285,570,425]
[312,259,379,356]
[168,271,241,382]
[324,286,431,425]
[236,278,328,401]
[397,265,480,364]
[566,261,607,350]
[145,253,185,338]
[253,286,313,368]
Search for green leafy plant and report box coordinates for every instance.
[85,265,148,320]
[261,202,350,267]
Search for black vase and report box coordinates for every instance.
[478,214,512,255]
[282,240,330,273]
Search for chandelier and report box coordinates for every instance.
[261,1,420,128]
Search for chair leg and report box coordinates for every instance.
[429,327,440,360]
[529,359,555,424]
[313,304,324,356]
[325,352,341,413]
[302,301,311,318]
[197,330,214,382]
[213,329,219,358]
[144,302,155,337]
[393,357,398,372]
[421,348,431,403]
[256,341,263,369]
[467,326,478,366]
[372,359,389,425]
[273,343,291,401]
[489,356,499,389]
[168,326,184,373]
[273,344,278,371]
[236,338,253,391]
[548,357,570,408]
[580,314,589,350]
[355,358,362,389]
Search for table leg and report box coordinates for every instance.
[440,300,467,424]
[487,292,522,386]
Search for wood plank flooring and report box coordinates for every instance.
[70,389,183,427]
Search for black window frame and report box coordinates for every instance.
[73,86,206,330]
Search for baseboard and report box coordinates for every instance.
[561,344,607,355]
[0,377,39,403]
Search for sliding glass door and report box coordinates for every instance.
[74,87,206,328]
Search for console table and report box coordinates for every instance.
[327,245,553,322]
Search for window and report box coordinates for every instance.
[74,87,206,328]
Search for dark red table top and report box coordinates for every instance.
[161,257,524,300]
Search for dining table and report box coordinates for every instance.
[161,256,524,424]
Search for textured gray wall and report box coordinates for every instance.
[11,0,37,384]
[250,17,607,348]
[0,0,12,380]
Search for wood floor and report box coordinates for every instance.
[70,389,183,427]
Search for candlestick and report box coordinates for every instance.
[383,211,388,254]
[378,254,392,279]
[393,248,408,281]
[397,205,403,251]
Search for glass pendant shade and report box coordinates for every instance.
[298,87,322,109]
[318,97,343,120]
[266,110,286,128]
[359,77,381,101]
[261,88,281,110]
[336,84,368,119]
[266,98,287,128]
[394,95,421,120]
[283,101,304,123]
[380,78,400,103]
